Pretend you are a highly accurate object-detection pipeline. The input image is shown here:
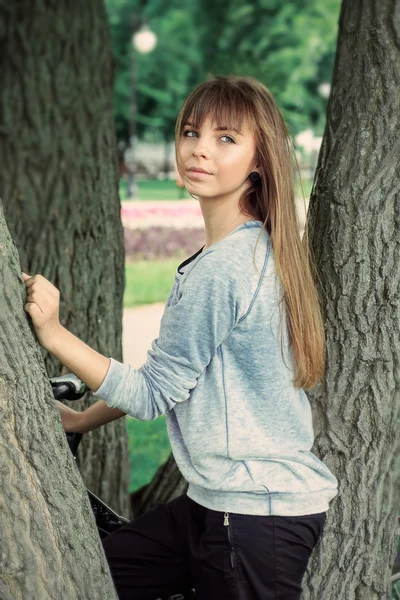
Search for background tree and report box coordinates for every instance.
[135,5,203,169]
[106,0,203,147]
[0,0,129,516]
[301,0,400,597]
[194,0,341,135]
[0,206,117,599]
[105,0,341,143]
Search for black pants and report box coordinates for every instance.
[102,493,326,600]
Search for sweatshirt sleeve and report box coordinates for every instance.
[92,253,247,420]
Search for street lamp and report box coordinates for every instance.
[318,82,331,99]
[133,24,157,53]
[127,22,158,199]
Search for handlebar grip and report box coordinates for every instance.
[50,374,87,401]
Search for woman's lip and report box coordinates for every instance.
[187,169,212,177]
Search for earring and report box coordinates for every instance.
[249,171,261,183]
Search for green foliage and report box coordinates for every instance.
[104,0,341,142]
[135,7,204,141]
[104,0,204,142]
[194,0,341,135]
[105,0,139,140]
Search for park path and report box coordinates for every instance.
[122,304,165,369]
[121,200,198,367]
[121,200,198,368]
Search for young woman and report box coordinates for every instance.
[22,75,338,600]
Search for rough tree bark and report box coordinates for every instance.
[0,0,129,516]
[0,206,117,599]
[301,1,400,598]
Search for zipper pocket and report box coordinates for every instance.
[223,512,235,569]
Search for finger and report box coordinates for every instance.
[22,272,34,285]
[25,277,59,298]
[28,289,56,314]
[28,287,53,302]
[24,302,44,316]
[35,274,59,294]
[23,273,36,289]
[25,292,46,313]
[34,280,60,299]
[28,292,46,312]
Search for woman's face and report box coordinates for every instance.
[177,114,258,201]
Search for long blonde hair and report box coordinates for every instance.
[175,75,325,391]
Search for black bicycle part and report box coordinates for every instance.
[50,373,197,599]
[87,489,130,539]
[50,373,129,534]
[50,373,87,401]
[50,373,87,456]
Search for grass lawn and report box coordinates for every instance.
[124,258,179,307]
[120,178,190,201]
[123,259,176,492]
[120,177,314,202]
[126,415,171,493]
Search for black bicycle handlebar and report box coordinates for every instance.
[50,373,88,400]
[50,373,87,456]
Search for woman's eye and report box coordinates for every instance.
[220,135,235,143]
[183,130,197,137]
[182,130,235,143]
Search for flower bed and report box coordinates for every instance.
[121,200,203,230]
[124,226,205,260]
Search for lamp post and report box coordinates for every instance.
[127,22,158,199]
[318,82,331,100]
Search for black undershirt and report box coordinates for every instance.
[177,246,205,275]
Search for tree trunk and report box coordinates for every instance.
[0,1,130,517]
[0,204,118,599]
[301,1,400,598]
[131,453,188,518]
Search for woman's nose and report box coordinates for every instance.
[192,139,209,158]
[192,148,206,158]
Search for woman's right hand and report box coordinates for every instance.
[22,272,63,351]
[55,400,87,433]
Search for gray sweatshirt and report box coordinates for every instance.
[94,220,338,516]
